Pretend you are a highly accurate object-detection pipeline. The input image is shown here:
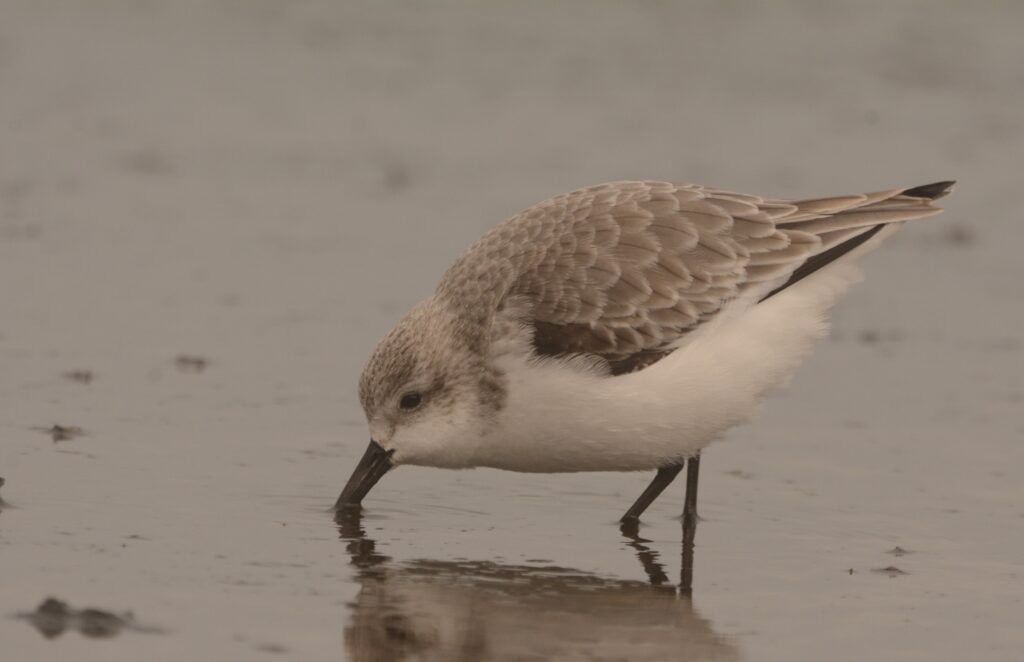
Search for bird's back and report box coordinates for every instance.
[436,180,953,374]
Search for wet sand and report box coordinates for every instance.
[1,2,1022,660]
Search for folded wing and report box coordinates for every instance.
[436,180,953,374]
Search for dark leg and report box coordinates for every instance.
[620,464,684,524]
[680,452,701,594]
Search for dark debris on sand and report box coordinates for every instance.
[856,328,905,345]
[18,598,163,639]
[174,354,210,372]
[943,223,976,247]
[33,425,85,443]
[62,370,95,384]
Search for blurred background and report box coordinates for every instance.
[1,2,1021,661]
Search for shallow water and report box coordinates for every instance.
[2,2,1023,660]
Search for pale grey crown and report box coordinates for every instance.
[357,297,502,424]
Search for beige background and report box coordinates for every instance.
[1,2,1021,660]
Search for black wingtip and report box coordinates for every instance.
[903,180,956,200]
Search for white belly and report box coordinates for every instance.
[473,261,869,472]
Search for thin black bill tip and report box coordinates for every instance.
[334,440,394,511]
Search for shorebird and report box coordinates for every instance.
[336,180,954,537]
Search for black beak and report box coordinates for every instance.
[334,440,394,511]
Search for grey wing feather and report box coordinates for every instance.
[435,180,952,372]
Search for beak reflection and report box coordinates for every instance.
[334,440,394,511]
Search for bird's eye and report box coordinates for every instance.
[399,392,422,411]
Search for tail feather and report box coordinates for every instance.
[777,180,955,228]
[902,180,956,200]
[790,206,943,235]
[761,180,955,300]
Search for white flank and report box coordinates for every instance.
[474,233,893,472]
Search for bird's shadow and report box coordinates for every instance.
[334,509,733,661]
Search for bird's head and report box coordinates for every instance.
[335,297,501,509]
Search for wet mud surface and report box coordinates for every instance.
[2,2,1023,660]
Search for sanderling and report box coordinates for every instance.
[336,180,954,536]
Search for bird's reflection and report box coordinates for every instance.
[335,510,737,661]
